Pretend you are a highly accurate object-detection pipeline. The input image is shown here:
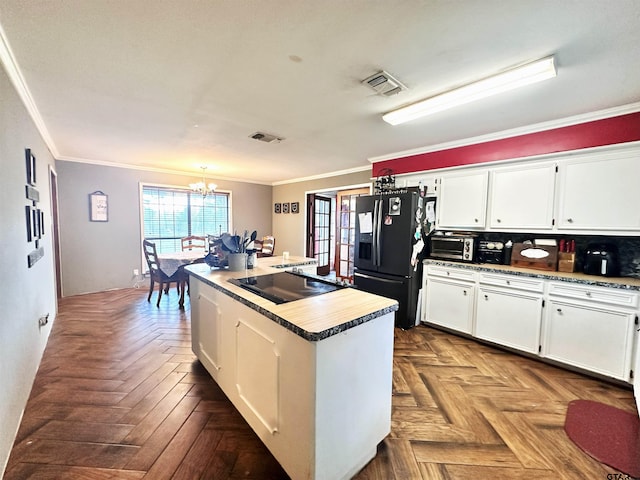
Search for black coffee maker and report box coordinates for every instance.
[583,243,620,277]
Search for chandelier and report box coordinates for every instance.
[189,166,217,197]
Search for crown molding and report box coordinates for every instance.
[368,101,640,163]
[272,165,371,186]
[0,24,59,157]
[56,155,273,186]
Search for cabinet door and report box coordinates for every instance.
[489,163,556,229]
[542,300,635,380]
[437,171,488,230]
[557,151,640,231]
[475,287,543,354]
[425,278,475,334]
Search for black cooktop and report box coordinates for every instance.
[228,271,345,304]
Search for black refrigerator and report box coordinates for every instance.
[354,190,435,329]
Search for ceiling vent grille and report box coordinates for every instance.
[249,132,284,143]
[362,70,407,96]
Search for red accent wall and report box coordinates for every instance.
[371,111,640,177]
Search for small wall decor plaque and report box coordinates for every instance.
[291,201,299,214]
[274,203,282,214]
[282,202,290,214]
[89,191,109,222]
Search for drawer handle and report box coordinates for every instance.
[506,280,510,285]
[496,218,501,223]
[446,271,450,276]
[463,290,467,296]
[484,294,489,300]
[474,218,478,223]
[557,308,562,313]
[567,218,574,223]
[585,292,592,297]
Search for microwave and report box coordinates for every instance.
[430,234,477,262]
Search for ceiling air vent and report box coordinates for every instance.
[362,70,407,97]
[249,132,284,143]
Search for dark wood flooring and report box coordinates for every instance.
[5,287,638,479]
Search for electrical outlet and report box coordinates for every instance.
[133,268,139,276]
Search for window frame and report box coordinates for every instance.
[138,182,233,271]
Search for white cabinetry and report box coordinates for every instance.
[475,273,544,354]
[556,149,640,231]
[424,265,476,334]
[542,282,638,381]
[190,278,394,480]
[437,171,488,230]
[489,163,556,229]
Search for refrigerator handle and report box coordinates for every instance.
[375,198,383,266]
[372,199,379,265]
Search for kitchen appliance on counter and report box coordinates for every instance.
[583,243,620,277]
[429,233,477,262]
[354,190,435,329]
[476,240,505,264]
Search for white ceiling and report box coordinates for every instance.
[1,1,639,185]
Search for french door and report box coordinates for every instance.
[307,194,332,276]
[335,188,369,281]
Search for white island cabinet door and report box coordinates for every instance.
[557,149,640,231]
[437,171,488,230]
[489,163,556,229]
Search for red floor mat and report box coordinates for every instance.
[564,399,640,478]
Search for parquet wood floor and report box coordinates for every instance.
[5,288,637,479]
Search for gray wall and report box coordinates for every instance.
[56,161,273,296]
[0,66,57,474]
[273,170,372,257]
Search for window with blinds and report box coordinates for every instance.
[142,185,230,253]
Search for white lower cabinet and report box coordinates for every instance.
[424,266,475,334]
[423,262,639,384]
[542,282,637,382]
[475,286,543,354]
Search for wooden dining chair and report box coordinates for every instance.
[181,235,207,251]
[143,240,185,307]
[257,235,275,257]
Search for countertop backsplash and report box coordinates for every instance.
[475,233,640,279]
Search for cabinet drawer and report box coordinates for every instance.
[426,265,476,282]
[547,281,639,308]
[478,272,544,293]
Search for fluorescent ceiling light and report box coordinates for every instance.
[382,56,557,126]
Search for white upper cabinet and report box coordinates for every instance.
[489,163,556,229]
[437,171,488,230]
[556,148,640,231]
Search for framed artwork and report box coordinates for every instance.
[25,148,36,186]
[89,191,109,222]
[282,202,290,214]
[291,201,299,214]
[274,203,282,214]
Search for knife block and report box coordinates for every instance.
[558,252,576,273]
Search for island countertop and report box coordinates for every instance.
[185,255,399,341]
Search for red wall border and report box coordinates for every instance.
[371,111,640,178]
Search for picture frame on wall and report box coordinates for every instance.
[25,148,36,186]
[274,203,282,214]
[291,201,299,214]
[89,191,109,222]
[282,202,290,214]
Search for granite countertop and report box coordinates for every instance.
[424,259,640,291]
[185,255,398,341]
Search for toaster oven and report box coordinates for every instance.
[429,234,477,262]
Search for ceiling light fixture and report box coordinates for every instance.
[189,166,217,197]
[382,56,557,126]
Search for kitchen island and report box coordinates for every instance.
[185,256,398,480]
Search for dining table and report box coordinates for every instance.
[157,250,206,308]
